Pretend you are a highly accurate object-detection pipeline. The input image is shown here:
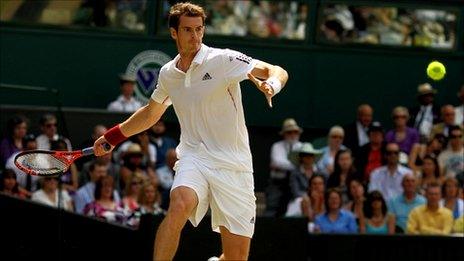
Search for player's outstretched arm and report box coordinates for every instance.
[94,99,168,156]
[247,61,288,107]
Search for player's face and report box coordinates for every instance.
[171,15,204,54]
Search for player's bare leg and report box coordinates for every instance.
[153,186,198,261]
[219,226,251,261]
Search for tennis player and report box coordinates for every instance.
[94,2,288,260]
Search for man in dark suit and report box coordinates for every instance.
[344,104,373,153]
[408,83,441,143]
[354,121,387,183]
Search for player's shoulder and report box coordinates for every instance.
[207,46,251,62]
[160,59,176,73]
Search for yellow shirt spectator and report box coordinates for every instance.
[407,205,453,235]
[453,215,464,233]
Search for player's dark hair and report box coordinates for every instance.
[168,2,206,31]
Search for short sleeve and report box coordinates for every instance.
[150,77,172,106]
[222,49,258,84]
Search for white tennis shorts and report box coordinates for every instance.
[171,158,256,238]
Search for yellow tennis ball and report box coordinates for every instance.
[427,61,446,81]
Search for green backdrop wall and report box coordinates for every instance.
[1,0,463,130]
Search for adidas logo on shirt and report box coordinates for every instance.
[202,72,212,81]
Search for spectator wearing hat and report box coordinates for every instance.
[409,83,440,143]
[288,142,323,199]
[265,118,303,217]
[368,143,412,201]
[429,105,463,140]
[107,73,142,112]
[454,85,464,126]
[354,121,387,182]
[344,104,373,154]
[119,143,157,191]
[116,130,157,169]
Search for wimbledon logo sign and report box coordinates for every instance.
[125,50,172,103]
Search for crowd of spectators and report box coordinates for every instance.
[0,113,176,228]
[0,83,463,236]
[266,83,463,235]
[0,0,147,31]
[160,0,308,40]
[319,5,456,49]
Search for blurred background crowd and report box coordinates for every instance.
[1,80,463,236]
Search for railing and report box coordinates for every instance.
[2,193,463,261]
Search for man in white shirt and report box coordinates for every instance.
[93,3,288,260]
[35,113,72,150]
[438,126,464,178]
[107,73,142,112]
[369,143,412,201]
[265,118,302,217]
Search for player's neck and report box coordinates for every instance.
[177,49,199,72]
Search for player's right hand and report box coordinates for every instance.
[93,136,114,156]
[248,73,274,108]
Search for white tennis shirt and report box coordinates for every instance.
[151,44,258,172]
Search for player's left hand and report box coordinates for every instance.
[248,73,274,108]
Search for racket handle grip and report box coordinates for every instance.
[102,142,111,151]
[82,147,94,156]
[82,143,111,156]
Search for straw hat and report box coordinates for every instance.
[417,83,437,96]
[279,118,303,135]
[288,142,322,166]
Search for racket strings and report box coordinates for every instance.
[16,153,68,175]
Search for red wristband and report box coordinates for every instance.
[104,125,127,146]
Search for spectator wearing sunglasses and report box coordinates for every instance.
[430,105,463,140]
[438,126,463,178]
[316,126,347,177]
[386,106,419,155]
[35,113,71,150]
[368,143,412,201]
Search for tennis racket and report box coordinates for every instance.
[14,144,111,177]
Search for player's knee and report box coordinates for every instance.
[167,196,195,220]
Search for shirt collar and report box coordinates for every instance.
[170,44,208,71]
[192,44,208,65]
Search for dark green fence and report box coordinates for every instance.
[2,193,463,261]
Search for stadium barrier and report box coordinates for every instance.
[2,194,463,261]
